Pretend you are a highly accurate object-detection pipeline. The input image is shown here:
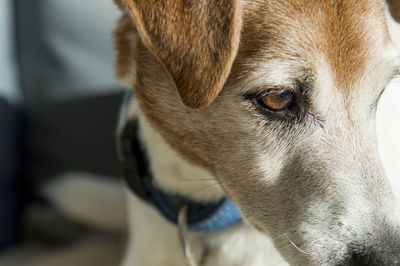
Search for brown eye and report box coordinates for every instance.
[259,91,293,111]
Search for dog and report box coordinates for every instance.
[113,0,400,265]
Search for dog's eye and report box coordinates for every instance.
[256,91,293,111]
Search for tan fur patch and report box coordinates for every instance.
[233,1,388,98]
[114,15,137,86]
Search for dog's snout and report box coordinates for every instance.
[345,251,400,266]
[343,241,400,266]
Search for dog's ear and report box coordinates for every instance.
[113,0,124,10]
[388,0,400,23]
[120,0,242,109]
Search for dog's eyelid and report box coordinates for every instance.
[254,85,298,96]
[257,88,291,97]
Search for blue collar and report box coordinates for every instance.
[117,91,242,233]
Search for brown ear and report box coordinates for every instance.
[388,0,400,23]
[120,0,242,109]
[113,0,121,8]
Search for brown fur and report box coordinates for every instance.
[116,0,242,109]
[388,0,400,22]
[233,1,388,99]
[114,14,137,84]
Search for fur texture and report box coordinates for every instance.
[114,0,400,265]
[116,0,242,109]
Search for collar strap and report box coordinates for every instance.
[117,91,242,233]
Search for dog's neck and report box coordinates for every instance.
[130,99,225,203]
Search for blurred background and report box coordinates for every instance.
[0,0,127,265]
[0,1,400,266]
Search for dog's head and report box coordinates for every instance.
[115,0,400,264]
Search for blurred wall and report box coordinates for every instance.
[17,0,122,106]
[15,0,125,182]
[0,0,21,249]
[0,0,20,103]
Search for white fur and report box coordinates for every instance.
[238,60,303,95]
[313,56,339,118]
[122,191,190,266]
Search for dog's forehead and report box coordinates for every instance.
[235,0,392,96]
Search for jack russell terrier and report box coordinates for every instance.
[113,0,400,265]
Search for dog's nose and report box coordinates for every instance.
[339,224,400,266]
[344,244,400,266]
[348,252,399,266]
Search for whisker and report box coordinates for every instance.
[283,234,311,256]
[175,177,219,182]
[192,183,221,195]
